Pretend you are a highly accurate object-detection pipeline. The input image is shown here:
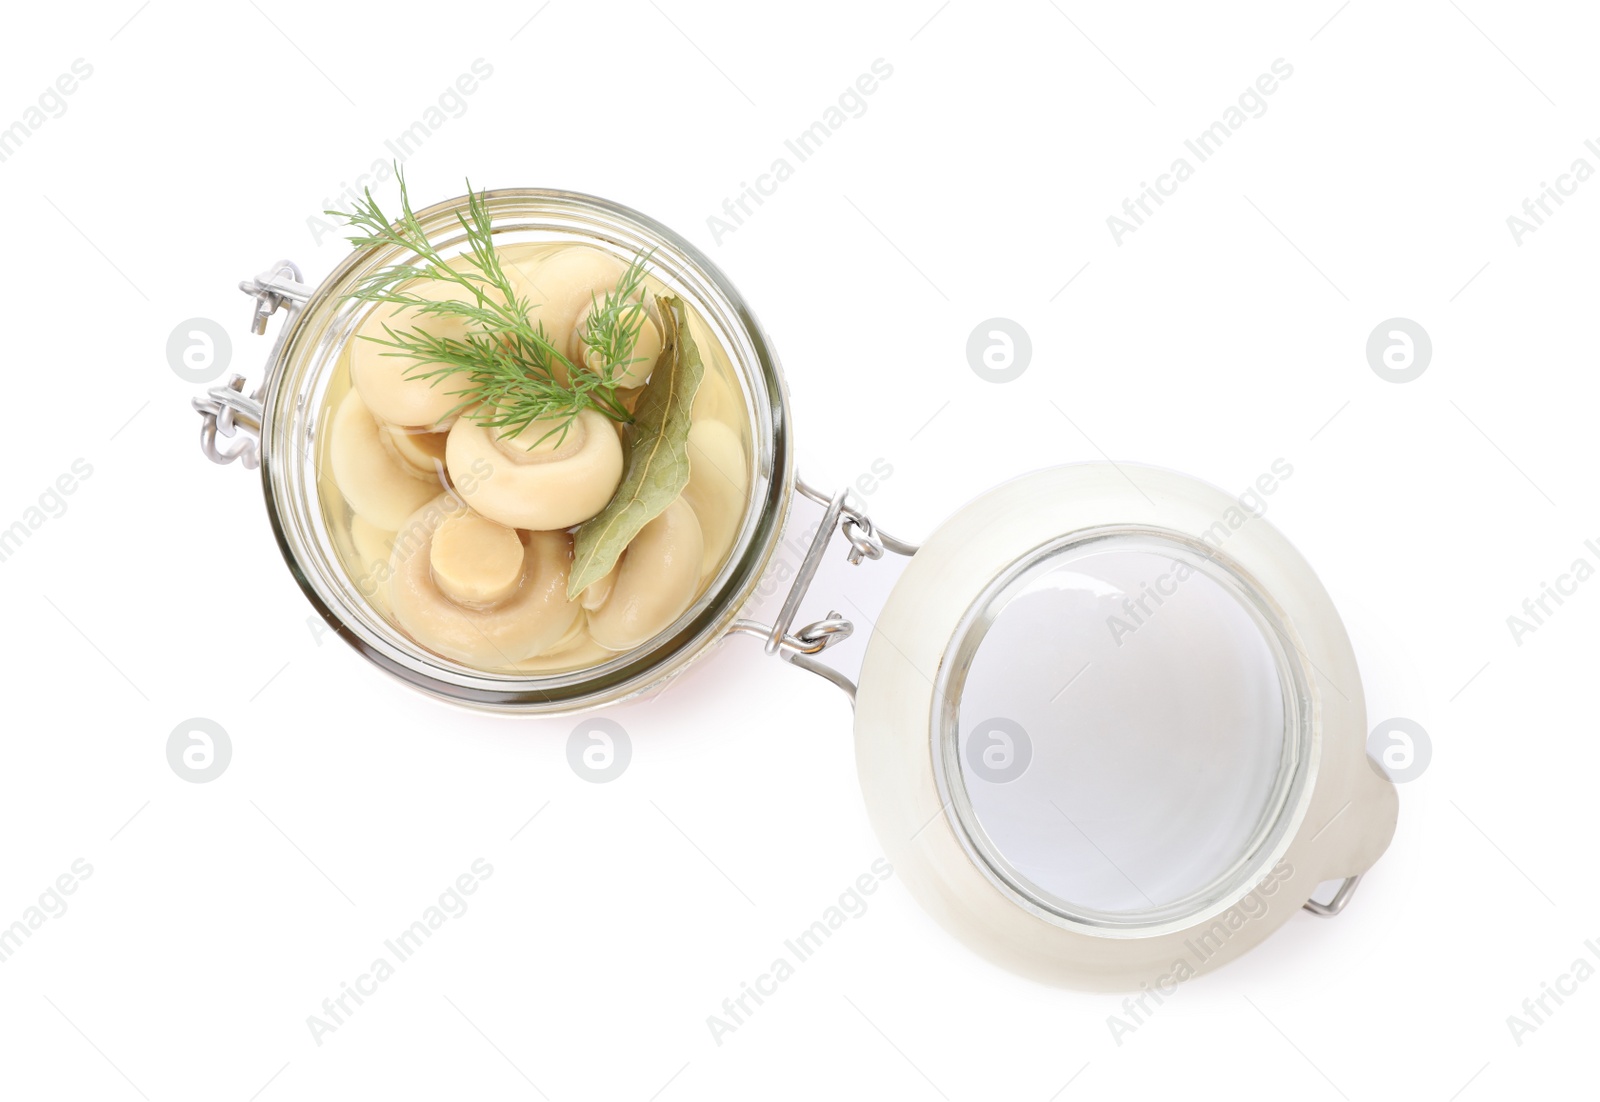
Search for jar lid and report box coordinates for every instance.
[851,463,1396,989]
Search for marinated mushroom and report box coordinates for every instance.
[330,390,442,530]
[571,297,663,389]
[515,635,618,672]
[445,408,623,531]
[377,422,449,481]
[579,564,617,612]
[586,498,705,652]
[682,420,748,580]
[515,246,628,384]
[350,257,535,428]
[387,498,581,667]
[349,514,397,611]
[542,616,590,656]
[350,515,395,578]
[690,343,741,428]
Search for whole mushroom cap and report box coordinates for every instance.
[445,407,624,531]
[513,245,630,385]
[329,390,441,530]
[586,498,705,652]
[571,297,664,390]
[386,496,581,668]
[682,419,748,581]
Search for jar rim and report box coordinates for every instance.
[932,524,1313,933]
[259,188,794,713]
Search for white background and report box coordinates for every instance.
[1,0,1594,1098]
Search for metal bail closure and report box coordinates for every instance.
[729,475,918,703]
[192,259,312,469]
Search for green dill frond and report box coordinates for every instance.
[578,249,656,387]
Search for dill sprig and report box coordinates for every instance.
[330,169,645,446]
[578,252,656,383]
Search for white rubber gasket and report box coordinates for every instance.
[853,463,1397,990]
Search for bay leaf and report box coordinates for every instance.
[567,294,705,598]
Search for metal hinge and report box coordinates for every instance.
[729,476,918,704]
[1302,873,1364,917]
[192,259,311,469]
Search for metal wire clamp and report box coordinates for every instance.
[729,476,918,704]
[193,259,311,469]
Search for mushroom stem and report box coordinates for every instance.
[429,512,524,608]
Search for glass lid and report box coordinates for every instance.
[852,463,1396,987]
[934,529,1311,930]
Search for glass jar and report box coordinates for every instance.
[208,190,794,712]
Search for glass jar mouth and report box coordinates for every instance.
[260,188,793,713]
[932,525,1315,934]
